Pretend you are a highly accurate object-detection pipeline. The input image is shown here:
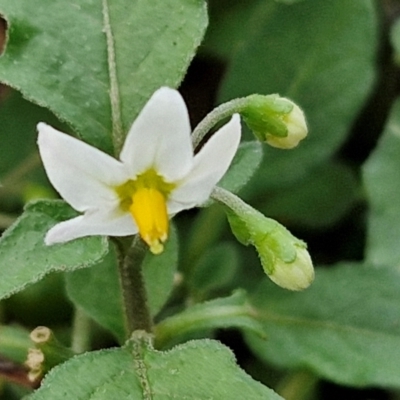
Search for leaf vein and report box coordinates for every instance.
[102,0,123,156]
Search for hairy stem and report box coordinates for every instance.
[115,236,153,337]
[191,97,249,149]
[210,186,252,216]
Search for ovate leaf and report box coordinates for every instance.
[0,90,62,179]
[28,336,282,399]
[218,141,263,194]
[204,0,260,59]
[0,0,208,152]
[143,226,179,317]
[261,161,360,229]
[247,263,400,387]
[0,200,108,299]
[390,18,400,66]
[219,0,377,187]
[188,242,239,298]
[363,98,400,267]
[65,249,126,342]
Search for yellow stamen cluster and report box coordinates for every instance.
[130,188,168,254]
[115,169,175,254]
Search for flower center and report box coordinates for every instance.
[130,187,168,254]
[115,169,175,254]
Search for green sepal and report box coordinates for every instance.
[241,94,293,140]
[223,199,299,270]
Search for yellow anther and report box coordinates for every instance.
[129,187,169,254]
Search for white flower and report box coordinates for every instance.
[38,87,241,254]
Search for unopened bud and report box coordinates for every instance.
[241,94,308,149]
[213,187,314,291]
[251,218,314,291]
[266,243,314,291]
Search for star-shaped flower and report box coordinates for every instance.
[38,87,241,254]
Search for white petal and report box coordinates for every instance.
[168,114,241,213]
[120,87,193,181]
[38,123,129,212]
[45,210,137,245]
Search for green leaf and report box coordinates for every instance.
[0,90,61,179]
[219,0,377,188]
[28,335,282,399]
[261,161,360,228]
[155,290,266,349]
[188,242,239,298]
[390,18,400,66]
[5,273,72,326]
[204,0,259,58]
[273,0,305,3]
[363,99,400,267]
[218,141,263,194]
[65,249,126,342]
[0,200,108,299]
[247,263,400,387]
[0,90,62,212]
[66,227,178,342]
[0,0,208,152]
[143,226,179,317]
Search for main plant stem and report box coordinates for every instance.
[115,236,153,337]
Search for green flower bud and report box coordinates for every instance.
[241,94,308,149]
[258,239,314,291]
[212,187,314,291]
[249,214,314,291]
